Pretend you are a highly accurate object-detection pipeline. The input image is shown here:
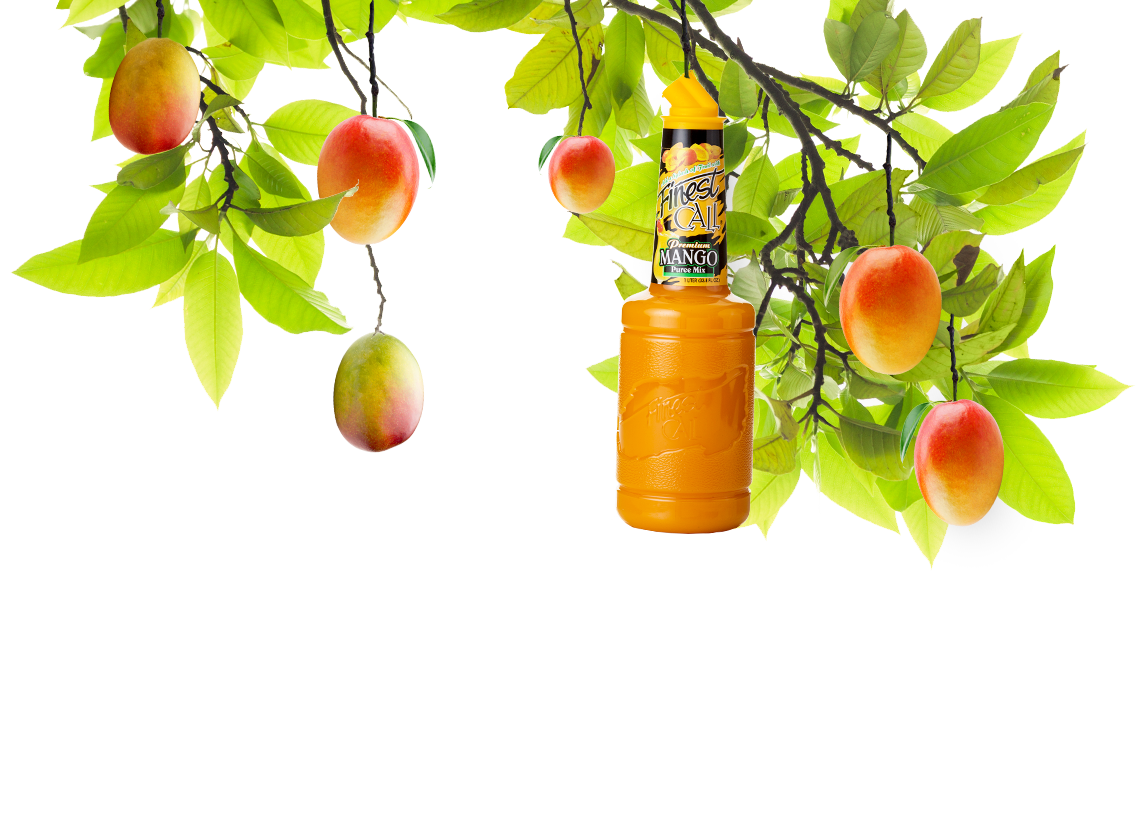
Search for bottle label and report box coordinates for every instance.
[651,128,727,287]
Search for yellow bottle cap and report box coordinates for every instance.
[662,74,725,130]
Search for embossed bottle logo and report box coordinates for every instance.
[618,366,749,459]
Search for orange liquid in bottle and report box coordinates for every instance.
[616,77,755,534]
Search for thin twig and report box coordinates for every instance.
[155,0,164,37]
[367,1,380,117]
[565,0,591,135]
[366,245,387,332]
[335,31,414,119]
[884,132,896,245]
[321,0,367,114]
[363,4,389,332]
[118,6,128,31]
[948,317,959,400]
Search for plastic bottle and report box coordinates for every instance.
[616,75,755,534]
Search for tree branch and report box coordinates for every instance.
[608,0,925,169]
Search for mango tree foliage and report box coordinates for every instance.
[557,0,1126,561]
[22,0,433,407]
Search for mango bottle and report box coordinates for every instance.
[616,75,755,534]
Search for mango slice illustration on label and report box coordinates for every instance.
[652,134,727,287]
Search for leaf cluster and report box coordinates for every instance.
[27,0,436,405]
[567,0,1126,561]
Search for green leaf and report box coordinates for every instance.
[895,325,1014,381]
[400,119,438,183]
[976,393,1074,524]
[870,9,926,94]
[66,0,123,25]
[588,355,619,392]
[643,17,724,83]
[575,212,653,260]
[203,93,243,124]
[274,0,327,38]
[231,239,349,335]
[727,211,775,258]
[281,34,334,71]
[83,22,126,78]
[837,414,913,481]
[804,432,898,531]
[979,254,1026,336]
[537,134,564,170]
[176,175,215,234]
[719,59,759,119]
[505,25,602,114]
[527,0,603,30]
[916,103,1054,194]
[13,229,191,297]
[807,168,908,244]
[184,249,242,407]
[916,18,981,101]
[92,78,113,141]
[240,183,357,237]
[401,0,464,22]
[922,36,1019,112]
[200,69,246,135]
[261,100,358,165]
[899,473,947,564]
[564,59,612,138]
[564,161,656,245]
[823,19,856,81]
[941,263,999,315]
[616,76,655,137]
[734,153,779,219]
[1001,247,1053,348]
[723,121,754,173]
[847,368,905,403]
[167,200,221,234]
[824,245,859,306]
[199,0,289,64]
[153,249,199,307]
[758,391,799,440]
[117,145,190,190]
[923,230,982,278]
[238,151,323,287]
[827,0,858,23]
[730,254,768,313]
[613,261,646,299]
[848,11,900,82]
[438,0,538,31]
[605,11,644,108]
[599,115,632,171]
[969,359,1128,419]
[976,133,1086,234]
[899,401,932,461]
[79,164,186,264]
[911,196,983,246]
[892,112,952,162]
[1004,51,1061,109]
[202,43,265,80]
[230,163,262,204]
[754,433,798,474]
[848,0,889,29]
[856,203,917,248]
[243,140,306,199]
[975,146,1082,206]
[742,468,799,536]
[330,0,390,35]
